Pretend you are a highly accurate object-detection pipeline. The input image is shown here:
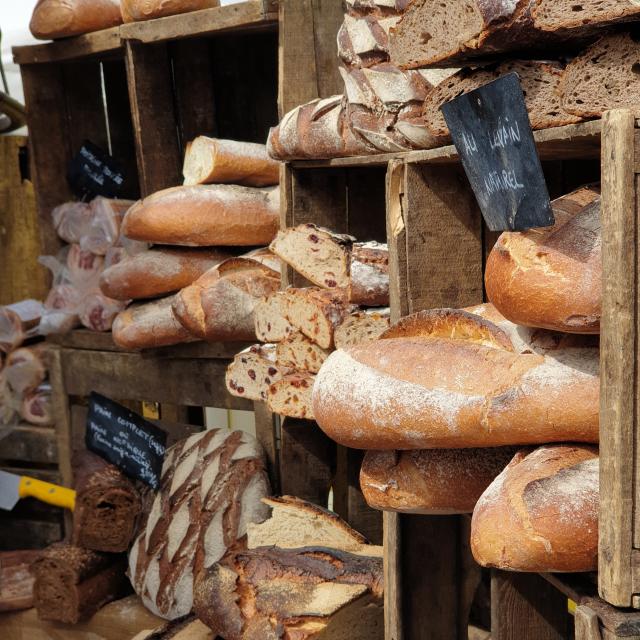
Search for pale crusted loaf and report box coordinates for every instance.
[30,0,122,39]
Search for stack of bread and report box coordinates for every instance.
[225,223,391,419]
[311,185,602,573]
[100,138,282,350]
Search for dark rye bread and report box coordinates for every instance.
[533,0,640,34]
[562,32,640,118]
[423,60,581,140]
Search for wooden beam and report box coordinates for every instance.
[0,426,57,465]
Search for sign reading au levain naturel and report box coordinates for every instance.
[440,73,554,232]
[86,392,167,489]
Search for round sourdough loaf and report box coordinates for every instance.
[470,444,598,572]
[128,429,270,619]
[485,185,601,333]
[360,447,518,514]
[312,308,599,449]
[30,0,122,40]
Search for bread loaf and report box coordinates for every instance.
[183,137,280,187]
[345,0,410,16]
[0,300,44,353]
[422,60,581,141]
[334,308,390,349]
[30,0,122,40]
[485,185,601,333]
[349,241,389,306]
[532,0,640,34]
[313,307,599,449]
[121,184,279,246]
[0,550,39,612]
[172,262,280,342]
[361,447,518,514]
[225,344,291,402]
[471,444,598,572]
[276,331,332,374]
[128,429,270,619]
[121,0,219,22]
[267,371,316,420]
[561,32,640,118]
[338,14,402,68]
[99,248,231,301]
[112,295,197,350]
[72,450,142,553]
[254,291,296,343]
[31,544,128,624]
[194,495,383,640]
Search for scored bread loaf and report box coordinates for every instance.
[99,248,231,301]
[345,0,410,16]
[422,60,581,141]
[485,185,601,333]
[30,0,122,39]
[334,308,391,349]
[349,241,389,306]
[361,447,518,514]
[532,0,640,34]
[112,295,197,350]
[267,371,316,420]
[313,307,599,449]
[225,344,291,402]
[183,137,280,188]
[128,429,270,620]
[471,444,599,572]
[561,32,640,118]
[121,184,279,246]
[254,291,296,343]
[338,13,401,68]
[285,288,353,349]
[120,0,218,22]
[276,331,332,374]
[172,261,280,342]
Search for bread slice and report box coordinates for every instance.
[267,372,316,420]
[270,224,355,290]
[334,308,390,349]
[226,344,291,402]
[349,241,389,306]
[423,60,581,141]
[182,137,280,188]
[285,288,353,349]
[561,32,640,118]
[275,331,332,374]
[254,291,296,342]
[533,0,640,34]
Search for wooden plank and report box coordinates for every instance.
[279,418,335,507]
[599,109,636,607]
[581,596,640,637]
[12,27,121,65]
[253,401,279,492]
[0,426,57,465]
[49,347,73,490]
[119,2,276,43]
[58,348,252,409]
[0,136,48,303]
[309,0,345,101]
[459,516,483,640]
[386,160,409,321]
[0,518,62,551]
[491,571,571,640]
[125,41,182,196]
[384,512,403,640]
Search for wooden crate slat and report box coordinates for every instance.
[253,401,279,492]
[0,426,57,465]
[383,512,403,640]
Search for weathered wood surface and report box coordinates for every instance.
[253,401,279,492]
[0,426,57,465]
[383,512,403,640]
[575,606,603,640]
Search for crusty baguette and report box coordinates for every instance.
[313,307,598,449]
[121,184,279,246]
[112,295,197,350]
[254,291,296,343]
[267,371,316,420]
[485,185,601,333]
[349,241,389,306]
[182,137,280,188]
[99,247,231,301]
[361,447,518,514]
[30,0,122,40]
[276,331,332,374]
[120,0,218,22]
[225,344,291,402]
[471,444,598,572]
[335,308,390,349]
[532,0,640,34]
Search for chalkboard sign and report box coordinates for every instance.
[67,140,125,200]
[86,393,167,489]
[441,73,554,232]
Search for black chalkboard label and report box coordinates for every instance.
[441,73,554,232]
[86,392,167,489]
[67,140,125,199]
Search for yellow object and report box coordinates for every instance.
[142,401,160,420]
[19,476,76,511]
[568,598,577,615]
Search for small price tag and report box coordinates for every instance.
[441,73,554,232]
[67,140,125,199]
[86,393,167,489]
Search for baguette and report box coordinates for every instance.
[334,308,391,349]
[183,137,280,187]
[99,247,231,301]
[313,307,598,449]
[120,0,219,22]
[30,0,122,40]
[361,447,518,514]
[485,185,601,333]
[254,291,296,343]
[276,331,332,374]
[267,371,316,420]
[471,444,598,572]
[121,184,279,246]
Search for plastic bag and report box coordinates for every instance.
[20,383,52,426]
[0,300,45,353]
[81,197,135,255]
[79,291,126,332]
[4,346,47,395]
[52,201,93,244]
